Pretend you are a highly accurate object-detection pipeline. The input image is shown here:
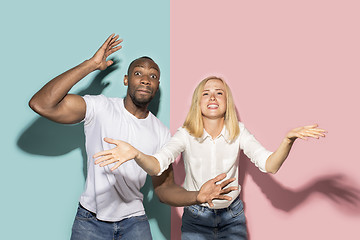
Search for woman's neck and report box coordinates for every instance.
[203,117,225,139]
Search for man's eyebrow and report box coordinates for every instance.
[150,67,160,72]
[133,65,145,69]
[133,65,159,73]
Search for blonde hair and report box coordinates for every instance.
[183,76,240,141]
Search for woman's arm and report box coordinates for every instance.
[265,124,326,174]
[93,137,160,176]
[94,128,187,175]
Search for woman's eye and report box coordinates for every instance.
[217,92,223,95]
[202,93,208,96]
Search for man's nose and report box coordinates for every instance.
[140,75,150,85]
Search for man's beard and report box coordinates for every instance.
[130,93,154,108]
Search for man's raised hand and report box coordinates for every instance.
[90,34,123,71]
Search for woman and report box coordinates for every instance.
[94,76,326,239]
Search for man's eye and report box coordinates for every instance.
[150,74,157,79]
[134,72,141,76]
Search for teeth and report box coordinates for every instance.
[208,104,218,109]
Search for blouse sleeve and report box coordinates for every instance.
[153,128,187,176]
[239,122,273,172]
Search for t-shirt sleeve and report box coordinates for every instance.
[160,127,172,149]
[239,122,273,173]
[81,94,107,125]
[153,128,187,176]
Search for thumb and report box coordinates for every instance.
[104,137,118,145]
[106,60,113,67]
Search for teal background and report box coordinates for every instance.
[1,0,170,239]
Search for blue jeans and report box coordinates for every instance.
[70,204,152,240]
[181,197,247,240]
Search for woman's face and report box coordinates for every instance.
[200,79,227,120]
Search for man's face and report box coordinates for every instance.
[124,58,160,108]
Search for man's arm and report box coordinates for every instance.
[29,34,122,124]
[152,165,238,208]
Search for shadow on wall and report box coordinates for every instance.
[238,150,360,239]
[170,119,360,240]
[16,59,170,239]
[239,151,360,214]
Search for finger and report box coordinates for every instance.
[221,186,239,195]
[110,39,123,48]
[219,177,236,188]
[107,46,122,56]
[213,173,227,183]
[109,35,119,45]
[103,137,118,145]
[213,195,232,201]
[105,46,123,58]
[207,200,214,208]
[93,149,113,158]
[303,124,318,129]
[306,130,326,137]
[111,161,123,171]
[107,40,122,54]
[99,158,117,167]
[102,34,115,49]
[296,133,308,140]
[309,128,327,134]
[94,155,113,164]
[106,60,114,67]
[301,131,320,139]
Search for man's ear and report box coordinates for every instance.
[124,75,128,86]
[156,81,160,92]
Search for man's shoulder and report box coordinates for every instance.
[148,114,169,130]
[83,94,124,106]
[83,94,122,101]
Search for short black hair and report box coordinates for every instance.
[127,56,155,76]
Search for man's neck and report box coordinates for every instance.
[124,97,149,119]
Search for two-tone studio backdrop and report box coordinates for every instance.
[1,0,359,239]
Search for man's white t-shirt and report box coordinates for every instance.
[80,95,170,222]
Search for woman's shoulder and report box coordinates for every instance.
[238,121,245,129]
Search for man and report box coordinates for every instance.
[29,34,235,239]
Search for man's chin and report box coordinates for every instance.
[133,96,153,107]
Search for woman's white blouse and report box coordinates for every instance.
[153,122,273,209]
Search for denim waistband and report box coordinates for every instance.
[192,195,242,213]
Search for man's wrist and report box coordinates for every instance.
[194,191,202,205]
[83,59,100,72]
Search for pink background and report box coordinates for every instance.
[170,0,360,239]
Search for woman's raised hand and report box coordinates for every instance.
[286,124,327,142]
